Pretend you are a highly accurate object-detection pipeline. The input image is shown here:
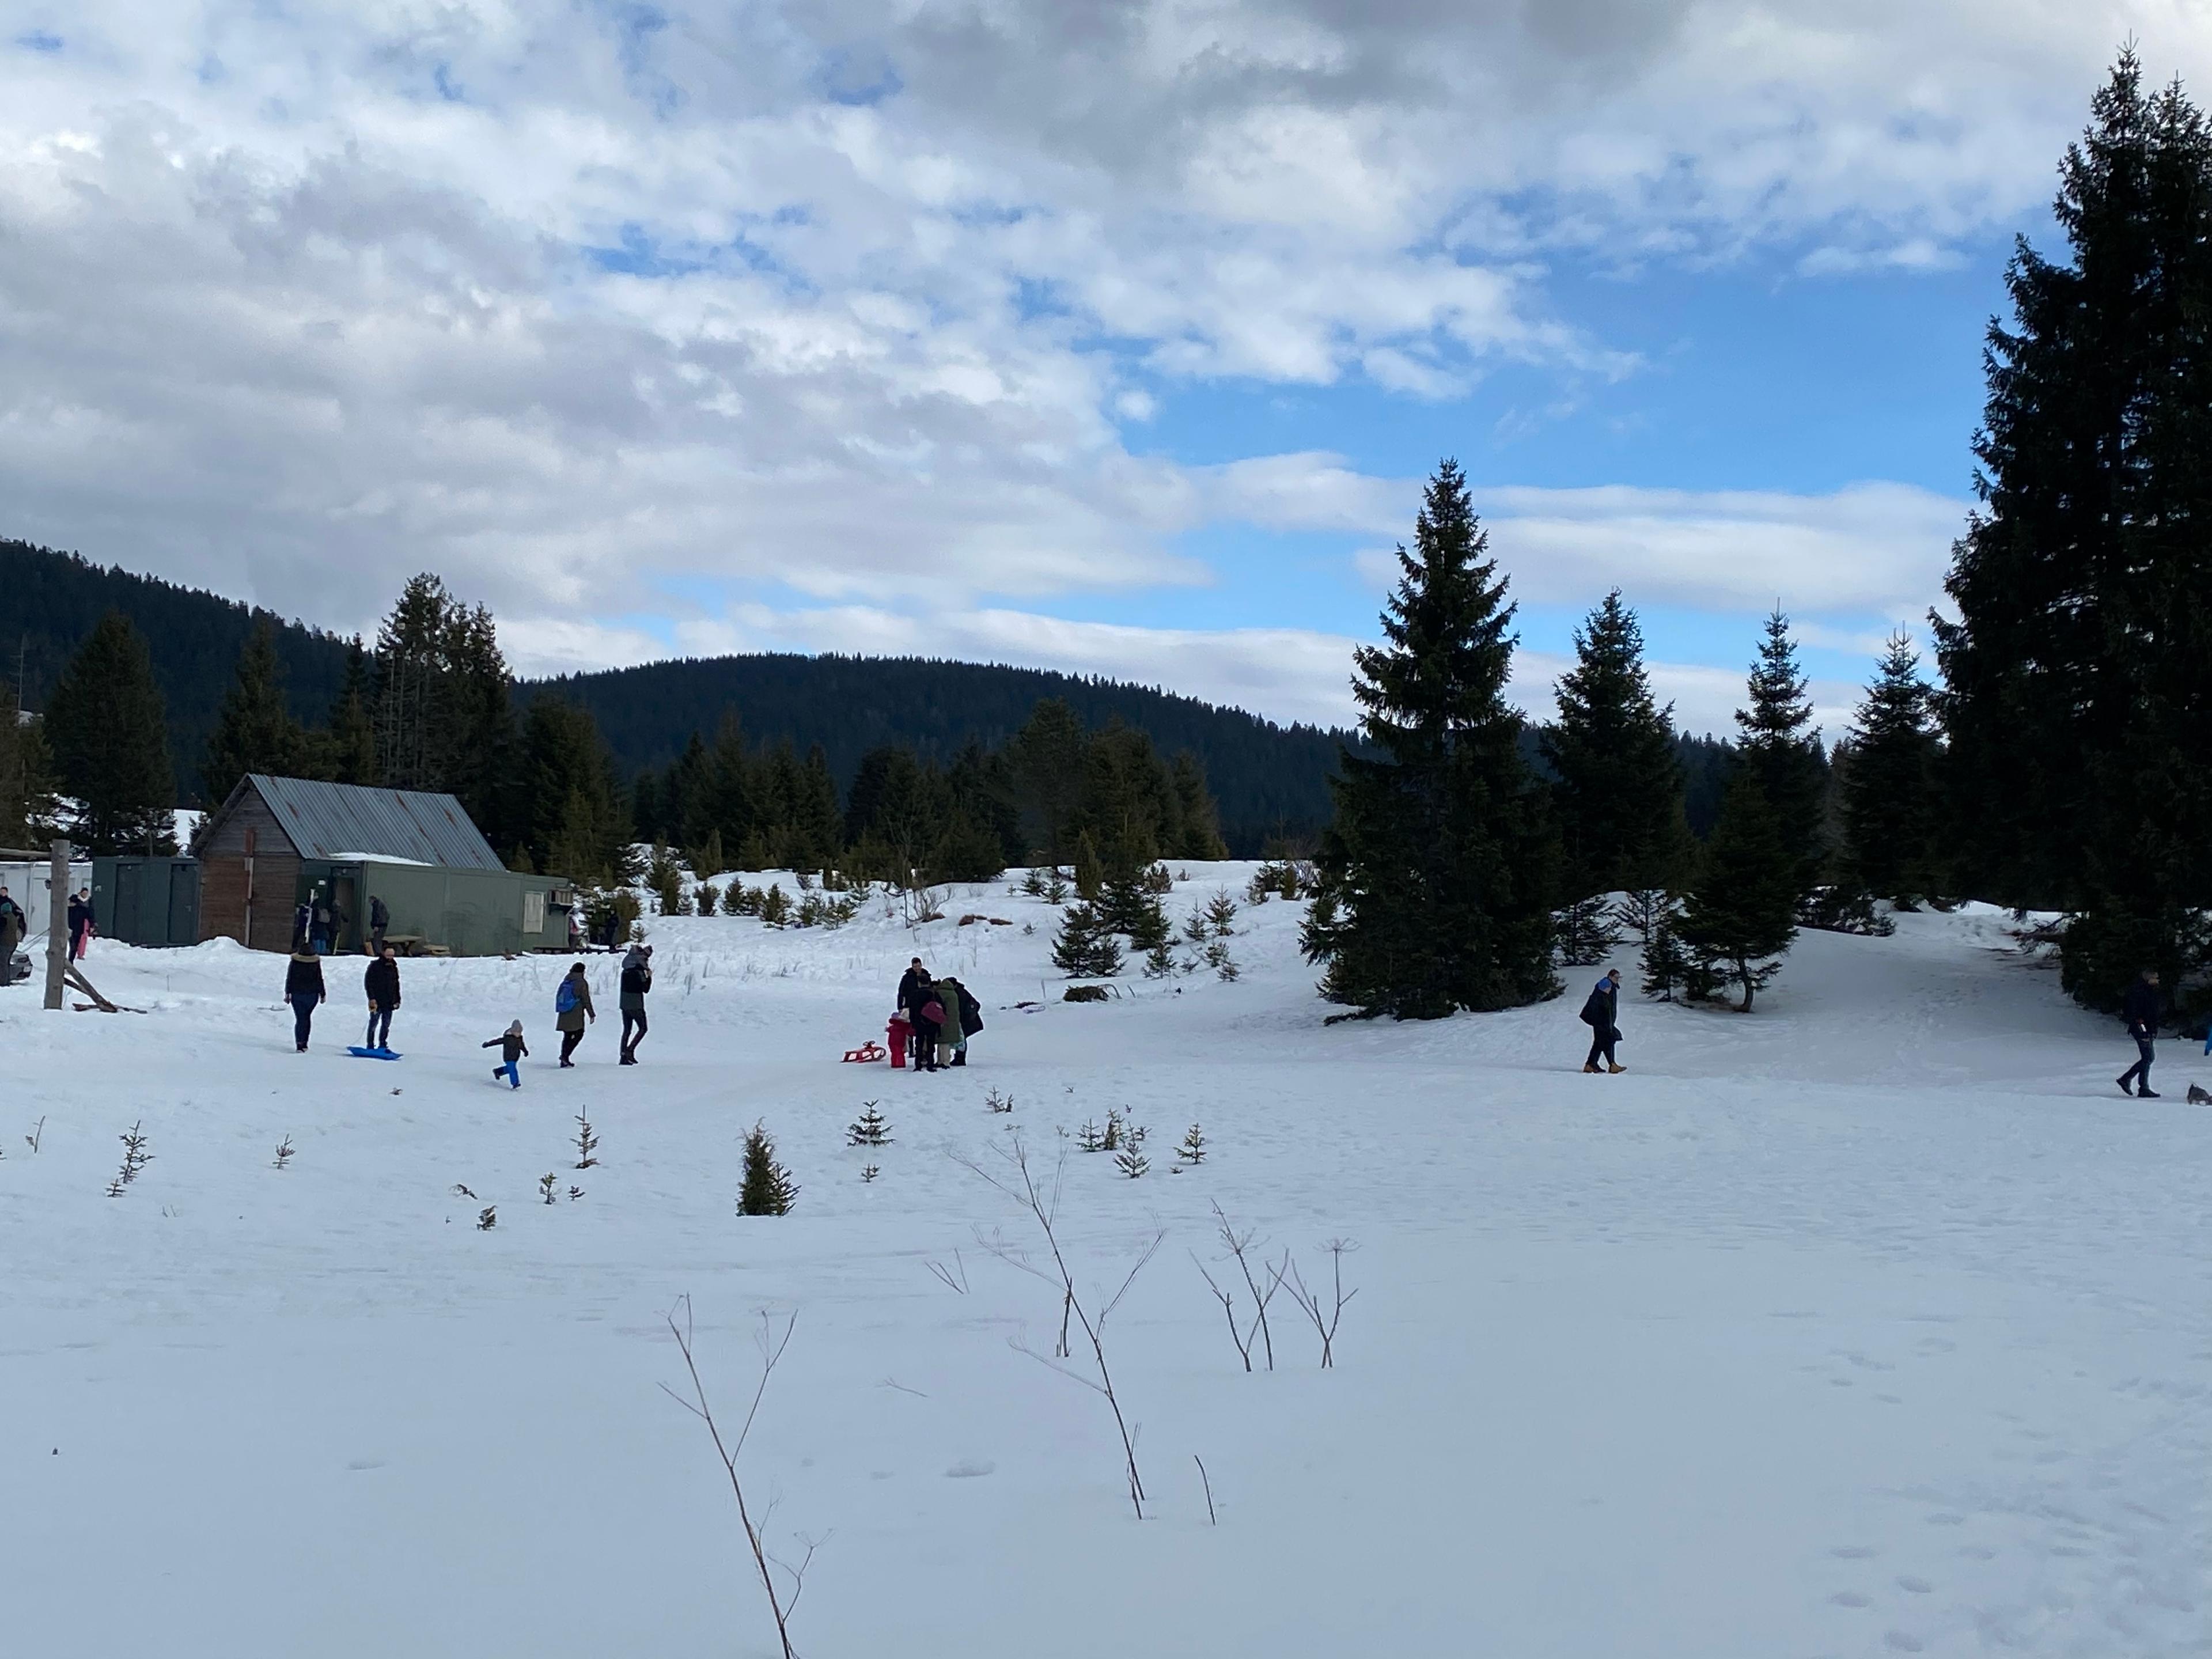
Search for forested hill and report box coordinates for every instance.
[532,656,1350,851]
[1,539,1351,844]
[1,540,355,787]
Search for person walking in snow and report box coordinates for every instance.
[618,943,653,1065]
[285,949,326,1052]
[2117,967,2162,1099]
[484,1021,529,1088]
[1579,968,1624,1074]
[363,944,401,1052]
[68,887,93,960]
[554,961,595,1067]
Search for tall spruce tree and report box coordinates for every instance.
[0,662,57,847]
[1305,460,1555,1018]
[323,639,379,786]
[1677,770,1798,1012]
[203,619,306,805]
[1938,53,2212,1010]
[1734,609,1827,894]
[43,611,177,854]
[1840,632,1941,899]
[1543,590,1685,899]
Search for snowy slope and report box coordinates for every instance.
[2,872,2206,1658]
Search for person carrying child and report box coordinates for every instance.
[484,1021,529,1088]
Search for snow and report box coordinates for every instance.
[2,872,2207,1658]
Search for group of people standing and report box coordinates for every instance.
[895,956,982,1070]
[0,884,96,985]
[277,941,656,1074]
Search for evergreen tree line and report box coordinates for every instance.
[1301,460,1944,1021]
[10,574,1229,881]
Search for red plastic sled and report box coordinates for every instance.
[842,1040,888,1064]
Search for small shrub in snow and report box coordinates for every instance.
[1041,872,1070,904]
[1141,940,1179,978]
[568,1184,585,1202]
[860,1164,880,1184]
[540,1172,559,1205]
[846,1101,892,1147]
[272,1136,296,1170]
[695,882,721,916]
[738,1122,799,1215]
[1203,939,1240,981]
[1075,1119,1106,1152]
[1175,1124,1206,1165]
[1020,868,1049,897]
[647,843,689,915]
[1114,1141,1149,1179]
[758,885,792,929]
[984,1088,1015,1114]
[574,1112,599,1169]
[477,1206,498,1231]
[1063,983,1110,1003]
[109,1120,152,1194]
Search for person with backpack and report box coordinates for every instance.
[483,1021,529,1088]
[284,949,326,1051]
[618,943,653,1065]
[363,944,401,1052]
[554,961,595,1067]
[1579,968,1624,1074]
[2118,967,2162,1099]
[368,894,389,956]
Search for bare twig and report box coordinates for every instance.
[1192,1252,1255,1371]
[955,1134,1160,1518]
[661,1297,809,1659]
[1209,1202,1281,1370]
[923,1251,969,1295]
[1281,1240,1359,1368]
[1194,1455,1217,1525]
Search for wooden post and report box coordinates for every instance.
[43,837,67,1011]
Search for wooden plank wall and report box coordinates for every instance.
[196,789,301,952]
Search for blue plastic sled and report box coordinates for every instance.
[347,1046,403,1060]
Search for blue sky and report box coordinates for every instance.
[0,3,2192,735]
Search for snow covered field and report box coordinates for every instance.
[2,866,2206,1658]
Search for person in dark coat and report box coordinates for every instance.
[363,945,402,1052]
[619,944,653,1064]
[895,956,929,1065]
[285,950,326,1051]
[68,888,93,960]
[1579,968,1624,1074]
[483,1021,529,1088]
[554,961,595,1066]
[908,973,942,1072]
[368,895,389,956]
[0,885,24,982]
[2118,968,2162,1098]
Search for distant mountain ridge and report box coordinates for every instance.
[0,540,1351,847]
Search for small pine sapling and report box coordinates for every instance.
[540,1172,559,1205]
[272,1136,296,1170]
[1114,1141,1149,1179]
[568,1185,585,1201]
[1175,1124,1206,1165]
[1204,892,1238,936]
[574,1112,600,1169]
[846,1101,893,1147]
[1142,939,1179,978]
[1183,908,1210,945]
[984,1088,1015,1114]
[114,1121,153,1190]
[1075,1119,1106,1152]
[860,1164,880,1184]
[477,1206,498,1230]
[1103,1107,1126,1150]
[737,1122,800,1215]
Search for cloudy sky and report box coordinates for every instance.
[3,3,2205,735]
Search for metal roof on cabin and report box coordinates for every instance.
[245,775,504,870]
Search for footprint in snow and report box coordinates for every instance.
[944,1459,995,1479]
[346,1458,385,1472]
[1829,1591,1872,1608]
[1883,1634,1925,1653]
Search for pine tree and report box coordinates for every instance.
[737,1122,799,1215]
[1051,900,1123,977]
[1840,632,1941,899]
[203,619,306,805]
[1071,828,1104,902]
[0,663,57,847]
[1543,590,1685,900]
[1008,698,1089,862]
[1638,906,1692,1002]
[43,611,177,854]
[1734,609,1827,896]
[323,638,378,786]
[1304,460,1556,1018]
[1936,54,2212,1011]
[1676,772,1798,1012]
[373,574,453,791]
[1553,895,1622,968]
[707,710,756,856]
[1168,752,1229,859]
